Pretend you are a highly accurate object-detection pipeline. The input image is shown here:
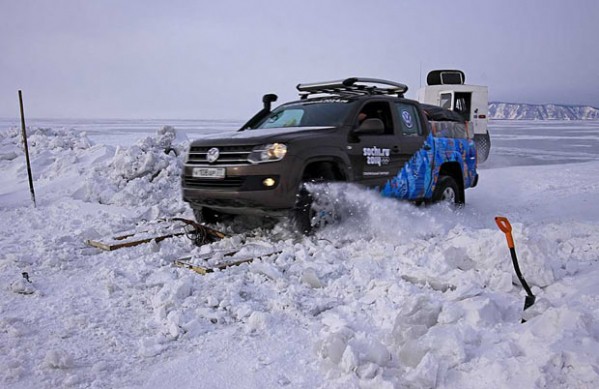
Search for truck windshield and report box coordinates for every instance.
[254,100,355,129]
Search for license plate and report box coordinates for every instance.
[192,167,225,179]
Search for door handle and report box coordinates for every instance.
[392,145,400,153]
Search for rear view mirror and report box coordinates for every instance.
[355,118,385,135]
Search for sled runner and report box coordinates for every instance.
[84,218,225,251]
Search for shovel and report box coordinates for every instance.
[495,216,536,317]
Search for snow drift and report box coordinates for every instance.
[1,122,599,388]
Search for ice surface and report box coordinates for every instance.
[0,120,598,388]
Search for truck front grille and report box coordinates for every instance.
[183,176,245,189]
[187,145,254,165]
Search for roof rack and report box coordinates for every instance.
[296,77,409,99]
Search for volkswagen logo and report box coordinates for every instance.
[206,147,220,163]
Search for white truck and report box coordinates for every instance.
[417,70,491,161]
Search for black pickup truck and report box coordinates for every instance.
[182,77,478,233]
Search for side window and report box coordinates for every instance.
[357,101,394,135]
[440,93,453,110]
[395,103,422,136]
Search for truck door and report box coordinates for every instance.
[380,101,430,199]
[392,101,427,164]
[347,100,405,188]
[470,89,489,136]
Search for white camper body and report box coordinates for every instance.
[416,70,491,162]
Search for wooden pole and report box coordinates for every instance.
[18,90,36,208]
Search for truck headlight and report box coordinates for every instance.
[248,143,287,164]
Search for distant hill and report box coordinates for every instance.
[489,102,599,120]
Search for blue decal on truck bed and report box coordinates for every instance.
[381,134,477,200]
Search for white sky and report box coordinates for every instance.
[1,0,598,119]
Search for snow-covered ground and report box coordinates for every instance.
[1,119,598,388]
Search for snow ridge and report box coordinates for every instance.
[489,102,599,120]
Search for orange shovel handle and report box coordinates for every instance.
[495,216,515,249]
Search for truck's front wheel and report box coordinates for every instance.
[292,185,314,234]
[292,183,338,234]
[193,207,228,224]
[291,163,341,234]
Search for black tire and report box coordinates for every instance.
[193,207,227,224]
[291,163,340,234]
[292,185,314,234]
[432,176,461,205]
[292,182,341,234]
[474,133,491,163]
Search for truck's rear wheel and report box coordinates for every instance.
[432,176,462,205]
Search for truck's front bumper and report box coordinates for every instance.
[181,161,302,215]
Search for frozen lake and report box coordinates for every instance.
[0,117,240,146]
[1,118,598,168]
[484,120,599,168]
